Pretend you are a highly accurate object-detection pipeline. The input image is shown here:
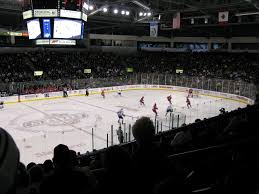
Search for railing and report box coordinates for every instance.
[133,73,256,100]
[0,74,256,100]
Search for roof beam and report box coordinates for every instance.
[131,0,151,10]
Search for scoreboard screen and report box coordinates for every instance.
[54,18,83,39]
[43,19,51,38]
[23,1,86,45]
[27,19,41,39]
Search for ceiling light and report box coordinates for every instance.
[113,9,118,14]
[83,3,89,10]
[139,12,143,16]
[89,5,94,10]
[121,10,125,15]
[126,11,130,15]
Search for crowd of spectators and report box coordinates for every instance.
[23,85,61,95]
[0,51,258,84]
[0,53,33,83]
[1,103,258,194]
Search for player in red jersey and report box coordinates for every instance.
[188,88,193,98]
[167,95,172,104]
[139,96,145,106]
[186,97,191,109]
[101,89,105,98]
[152,103,158,116]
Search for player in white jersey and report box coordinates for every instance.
[117,89,122,97]
[0,101,4,109]
[63,86,68,97]
[117,108,125,124]
[165,105,173,116]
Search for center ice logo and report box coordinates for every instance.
[22,113,87,128]
[9,111,88,133]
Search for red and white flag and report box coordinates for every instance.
[218,11,229,24]
[172,12,181,29]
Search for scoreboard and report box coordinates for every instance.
[23,0,87,46]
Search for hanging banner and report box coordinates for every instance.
[172,12,181,29]
[218,11,229,24]
[150,22,158,37]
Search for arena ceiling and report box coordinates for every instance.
[0,0,259,36]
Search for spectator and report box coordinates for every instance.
[39,144,92,194]
[43,159,53,175]
[89,152,102,170]
[0,127,20,194]
[29,165,44,183]
[27,162,36,171]
[170,130,192,148]
[70,150,79,167]
[96,145,134,194]
[28,165,44,194]
[131,117,171,193]
[15,162,30,194]
[70,150,97,193]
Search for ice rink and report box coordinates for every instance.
[0,90,246,164]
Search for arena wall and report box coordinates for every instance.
[1,85,254,105]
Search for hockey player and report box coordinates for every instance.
[165,104,173,116]
[167,95,172,104]
[116,125,124,144]
[117,108,125,124]
[63,86,68,98]
[101,89,105,98]
[117,89,122,97]
[0,101,4,109]
[85,87,89,96]
[186,97,192,109]
[188,88,193,98]
[139,96,145,106]
[152,103,158,116]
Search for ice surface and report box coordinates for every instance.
[0,90,246,164]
